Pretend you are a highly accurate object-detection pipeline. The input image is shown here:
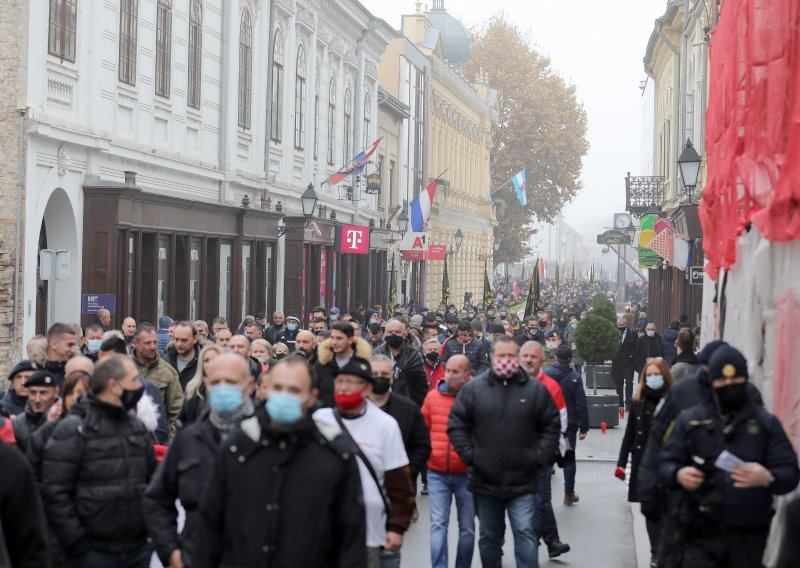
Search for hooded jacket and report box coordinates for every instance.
[545,362,590,433]
[660,328,679,364]
[132,351,184,441]
[421,381,468,475]
[313,337,373,408]
[669,350,702,382]
[441,337,490,374]
[373,341,428,407]
[447,367,561,499]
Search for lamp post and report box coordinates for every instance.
[677,138,702,200]
[396,209,409,237]
[277,183,319,237]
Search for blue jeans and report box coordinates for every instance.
[379,548,401,568]
[66,543,152,568]
[563,429,578,493]
[475,493,538,568]
[533,465,560,546]
[428,471,475,568]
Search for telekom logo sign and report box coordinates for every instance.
[340,225,369,254]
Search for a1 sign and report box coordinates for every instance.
[689,266,705,285]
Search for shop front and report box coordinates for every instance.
[81,177,281,331]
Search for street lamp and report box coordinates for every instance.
[677,139,702,197]
[447,228,464,256]
[277,183,319,237]
[494,241,500,252]
[397,209,409,236]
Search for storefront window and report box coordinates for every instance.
[157,236,169,319]
[219,242,232,320]
[190,238,201,321]
[242,242,251,321]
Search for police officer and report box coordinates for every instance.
[659,346,799,567]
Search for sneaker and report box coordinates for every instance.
[411,506,419,522]
[420,484,428,496]
[564,492,580,506]
[547,540,571,558]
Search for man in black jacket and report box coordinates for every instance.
[611,317,638,410]
[659,346,799,567]
[441,320,490,374]
[448,335,561,567]
[545,345,589,506]
[369,355,431,496]
[164,321,201,391]
[144,353,255,568]
[263,310,288,345]
[196,357,366,568]
[633,322,663,376]
[13,370,60,455]
[374,319,428,407]
[42,354,156,567]
[314,322,373,408]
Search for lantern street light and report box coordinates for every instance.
[277,183,320,237]
[396,209,409,236]
[677,139,702,198]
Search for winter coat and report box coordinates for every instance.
[447,367,561,499]
[143,414,219,566]
[424,361,445,391]
[156,329,171,354]
[617,389,665,502]
[178,384,207,427]
[441,337,490,374]
[313,337,373,408]
[545,362,590,433]
[195,407,366,568]
[41,393,157,554]
[0,441,51,567]
[45,360,67,389]
[660,399,799,528]
[379,394,431,477]
[132,351,184,441]
[661,328,679,364]
[164,344,201,391]
[373,341,428,407]
[12,406,48,456]
[141,378,169,444]
[612,328,638,378]
[0,388,27,418]
[421,382,468,475]
[633,334,664,374]
[669,350,701,382]
[263,324,288,346]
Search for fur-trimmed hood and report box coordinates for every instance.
[316,337,372,365]
[133,392,161,434]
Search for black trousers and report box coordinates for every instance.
[614,366,635,407]
[678,526,769,568]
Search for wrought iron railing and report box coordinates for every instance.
[625,173,666,217]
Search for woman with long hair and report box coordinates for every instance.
[179,344,223,426]
[615,357,673,567]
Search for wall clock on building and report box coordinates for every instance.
[614,213,633,230]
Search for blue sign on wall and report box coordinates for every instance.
[82,294,116,315]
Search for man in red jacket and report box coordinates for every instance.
[421,354,474,568]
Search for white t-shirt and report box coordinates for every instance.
[314,400,409,547]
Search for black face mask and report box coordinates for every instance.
[385,334,404,348]
[715,383,749,412]
[618,326,627,332]
[425,352,439,364]
[538,320,547,328]
[121,385,145,410]
[275,352,287,361]
[372,377,391,395]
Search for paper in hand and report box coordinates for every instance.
[715,449,746,473]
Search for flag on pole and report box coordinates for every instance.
[441,256,451,305]
[388,255,396,317]
[539,257,548,281]
[524,257,541,318]
[555,263,560,291]
[572,261,575,282]
[511,169,527,207]
[324,138,382,186]
[410,179,437,232]
[483,262,494,310]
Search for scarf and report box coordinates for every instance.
[209,397,255,441]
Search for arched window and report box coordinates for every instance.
[155,0,172,97]
[343,86,352,162]
[119,0,139,85]
[294,45,306,149]
[363,90,372,148]
[49,0,78,62]
[270,29,284,141]
[327,74,336,165]
[238,8,253,129]
[187,0,203,109]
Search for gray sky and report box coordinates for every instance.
[361,0,666,245]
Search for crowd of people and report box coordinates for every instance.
[0,285,798,568]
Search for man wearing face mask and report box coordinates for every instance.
[633,323,663,376]
[369,355,431,511]
[448,336,561,567]
[542,330,563,368]
[514,316,544,348]
[314,322,373,408]
[441,321,490,375]
[659,346,799,568]
[422,339,445,391]
[42,355,157,567]
[314,357,415,568]
[283,314,302,352]
[82,324,104,362]
[144,353,255,568]
[612,317,638,411]
[197,357,366,567]
[375,319,428,407]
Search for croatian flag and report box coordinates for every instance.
[325,138,382,186]
[512,169,527,207]
[539,257,548,281]
[410,179,437,232]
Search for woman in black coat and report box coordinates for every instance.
[616,358,673,566]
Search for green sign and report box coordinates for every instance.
[638,247,660,268]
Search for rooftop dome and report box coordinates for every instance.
[426,0,473,70]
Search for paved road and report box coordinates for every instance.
[402,410,637,567]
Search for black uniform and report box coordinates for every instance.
[611,327,637,407]
[12,406,48,456]
[373,341,428,407]
[379,393,431,490]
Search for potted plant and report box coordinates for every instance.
[574,313,620,396]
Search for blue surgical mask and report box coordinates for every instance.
[646,375,665,390]
[266,392,306,426]
[570,323,577,330]
[286,323,298,332]
[87,339,102,353]
[208,384,243,415]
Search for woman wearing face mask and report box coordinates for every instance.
[633,324,664,375]
[272,342,289,361]
[615,358,673,566]
[250,339,273,370]
[179,344,223,426]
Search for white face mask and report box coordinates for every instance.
[545,342,558,350]
[646,330,655,337]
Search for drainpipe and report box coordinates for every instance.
[13,108,26,357]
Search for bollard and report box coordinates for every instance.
[619,407,625,420]
[600,421,607,434]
